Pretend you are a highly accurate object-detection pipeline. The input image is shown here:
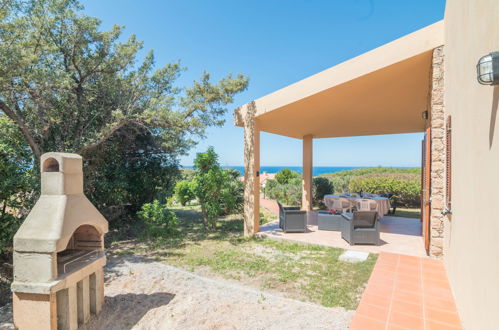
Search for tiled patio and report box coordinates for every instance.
[350,252,462,329]
[259,213,426,257]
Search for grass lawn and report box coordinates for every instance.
[393,207,421,219]
[109,205,377,310]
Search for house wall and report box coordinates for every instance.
[443,1,499,329]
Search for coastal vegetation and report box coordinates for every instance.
[0,0,247,258]
[264,167,421,209]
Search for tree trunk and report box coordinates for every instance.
[199,201,209,231]
[1,200,7,217]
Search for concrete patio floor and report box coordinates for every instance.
[259,212,426,257]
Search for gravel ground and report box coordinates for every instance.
[0,255,354,329]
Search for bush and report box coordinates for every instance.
[348,173,420,208]
[191,147,243,229]
[320,167,421,194]
[313,177,334,209]
[137,200,178,237]
[264,169,302,206]
[174,180,195,206]
[275,168,301,185]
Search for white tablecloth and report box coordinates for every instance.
[323,194,391,217]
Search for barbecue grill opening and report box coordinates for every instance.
[43,157,60,172]
[57,225,103,275]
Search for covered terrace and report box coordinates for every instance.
[234,21,445,256]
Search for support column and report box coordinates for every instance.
[302,135,313,211]
[242,102,260,235]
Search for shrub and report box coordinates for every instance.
[320,167,421,194]
[137,200,178,237]
[264,169,302,206]
[191,147,243,230]
[275,168,301,184]
[348,173,420,208]
[174,180,195,206]
[313,177,334,209]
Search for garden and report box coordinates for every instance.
[0,1,418,328]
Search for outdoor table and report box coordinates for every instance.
[323,194,391,217]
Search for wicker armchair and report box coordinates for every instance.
[277,201,307,233]
[341,211,380,245]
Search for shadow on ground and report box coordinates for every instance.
[82,292,175,330]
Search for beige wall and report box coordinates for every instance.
[444,1,499,329]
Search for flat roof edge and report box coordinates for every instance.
[234,20,444,122]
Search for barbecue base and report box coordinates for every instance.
[12,255,105,330]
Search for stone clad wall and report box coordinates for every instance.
[429,46,446,257]
[235,102,260,236]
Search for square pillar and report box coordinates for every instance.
[302,135,313,211]
[243,104,260,236]
[90,269,104,315]
[77,276,90,324]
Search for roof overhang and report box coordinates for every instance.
[235,21,444,139]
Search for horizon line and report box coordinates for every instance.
[180,165,421,168]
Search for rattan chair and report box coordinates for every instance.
[341,211,380,245]
[277,201,307,233]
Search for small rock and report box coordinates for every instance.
[339,250,369,263]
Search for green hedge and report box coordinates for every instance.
[348,173,420,208]
[264,167,421,208]
[321,167,421,178]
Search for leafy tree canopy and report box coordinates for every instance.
[0,0,249,161]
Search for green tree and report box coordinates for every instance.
[0,115,36,256]
[275,168,301,185]
[191,147,242,230]
[0,0,248,216]
[313,177,333,209]
[0,0,248,160]
[264,169,302,206]
[174,180,195,206]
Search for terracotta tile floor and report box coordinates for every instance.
[350,252,462,330]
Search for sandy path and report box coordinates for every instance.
[81,255,354,330]
[0,255,354,329]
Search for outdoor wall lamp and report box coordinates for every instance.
[477,52,499,85]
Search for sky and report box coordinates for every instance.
[82,0,446,167]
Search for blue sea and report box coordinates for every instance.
[182,166,362,177]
